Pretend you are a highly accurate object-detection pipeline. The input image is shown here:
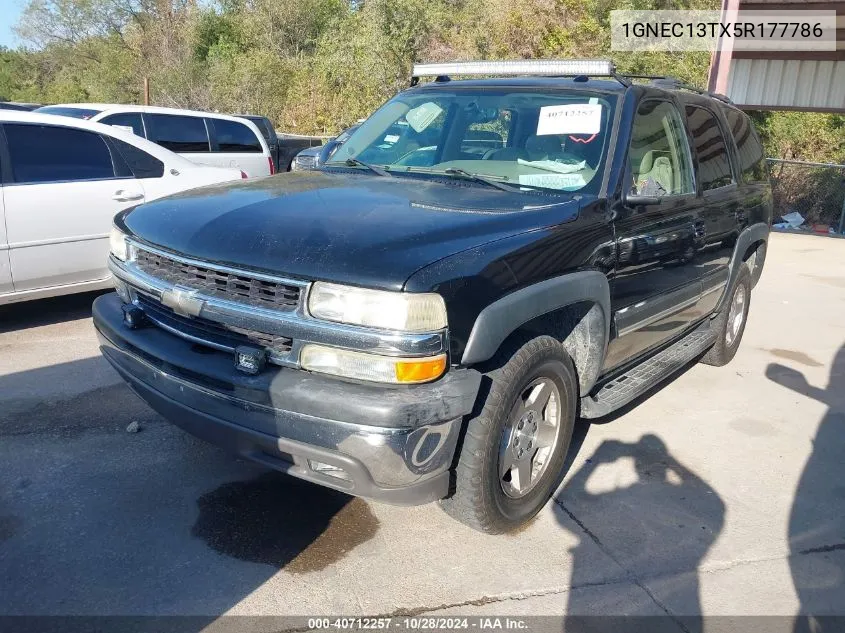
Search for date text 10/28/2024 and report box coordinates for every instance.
[307,618,530,630]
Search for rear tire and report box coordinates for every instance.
[701,264,751,367]
[440,335,577,534]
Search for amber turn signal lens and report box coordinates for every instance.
[395,355,447,384]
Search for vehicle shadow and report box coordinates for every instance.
[766,343,845,632]
[0,290,110,333]
[555,430,725,628]
[0,351,379,619]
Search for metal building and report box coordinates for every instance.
[708,0,845,112]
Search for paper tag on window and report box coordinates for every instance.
[110,125,136,135]
[405,102,443,133]
[536,104,601,136]
[519,173,586,190]
[384,134,400,143]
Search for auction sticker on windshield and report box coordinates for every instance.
[406,102,444,133]
[519,173,587,190]
[537,103,602,136]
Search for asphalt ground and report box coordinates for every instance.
[1,231,843,629]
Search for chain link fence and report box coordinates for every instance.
[767,158,845,235]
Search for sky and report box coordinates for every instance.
[0,0,25,48]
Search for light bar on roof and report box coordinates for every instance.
[412,59,616,78]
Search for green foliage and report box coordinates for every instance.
[0,47,34,101]
[751,110,845,163]
[2,0,843,161]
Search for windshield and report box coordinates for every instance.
[34,106,104,120]
[327,88,617,194]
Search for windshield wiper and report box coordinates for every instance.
[443,168,522,193]
[344,157,392,177]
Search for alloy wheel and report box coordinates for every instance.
[498,377,563,498]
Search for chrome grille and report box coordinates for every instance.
[136,294,293,356]
[295,154,318,170]
[134,249,301,310]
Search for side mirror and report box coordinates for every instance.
[318,139,342,165]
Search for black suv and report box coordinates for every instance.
[95,60,772,533]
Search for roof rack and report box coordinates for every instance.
[410,59,632,88]
[638,76,734,104]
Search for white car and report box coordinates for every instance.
[0,111,245,305]
[34,104,275,178]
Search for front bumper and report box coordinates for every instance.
[93,293,481,505]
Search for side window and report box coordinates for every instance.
[251,118,273,141]
[629,100,694,197]
[149,114,210,153]
[685,105,733,191]
[213,119,262,153]
[461,110,511,157]
[722,106,767,183]
[100,112,145,137]
[4,123,115,184]
[110,138,164,179]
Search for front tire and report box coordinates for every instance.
[440,335,577,534]
[701,264,751,367]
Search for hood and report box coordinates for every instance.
[118,170,582,291]
[296,146,324,158]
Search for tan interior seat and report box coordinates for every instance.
[633,150,674,194]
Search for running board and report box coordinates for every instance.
[580,326,717,419]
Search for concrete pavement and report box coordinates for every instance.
[0,232,843,624]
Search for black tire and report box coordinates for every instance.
[440,335,578,534]
[701,264,751,367]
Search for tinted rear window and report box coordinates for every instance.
[110,137,164,179]
[34,106,104,119]
[100,112,145,137]
[242,116,272,140]
[5,123,115,183]
[0,103,38,111]
[721,106,767,183]
[213,119,262,153]
[685,105,733,191]
[148,114,210,153]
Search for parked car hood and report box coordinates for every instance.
[295,146,323,158]
[117,171,582,291]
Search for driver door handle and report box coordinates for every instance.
[112,190,144,202]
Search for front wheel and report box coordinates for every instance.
[701,264,751,367]
[440,335,577,534]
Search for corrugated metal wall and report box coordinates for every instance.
[727,58,845,110]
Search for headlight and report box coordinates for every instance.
[110,226,130,261]
[308,282,447,332]
[301,345,447,384]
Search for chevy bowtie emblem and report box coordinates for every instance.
[161,287,204,318]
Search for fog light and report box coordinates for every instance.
[122,304,146,329]
[114,278,131,303]
[308,460,351,481]
[235,345,266,375]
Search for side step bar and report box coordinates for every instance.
[580,325,717,419]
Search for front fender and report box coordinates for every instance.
[461,271,611,393]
